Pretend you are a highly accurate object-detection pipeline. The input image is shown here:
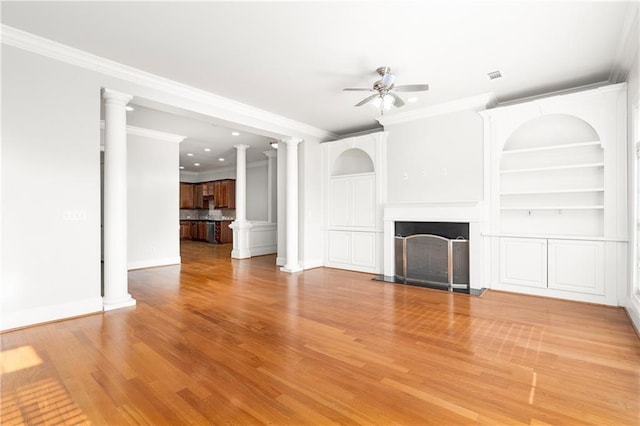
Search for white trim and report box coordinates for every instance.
[100,121,185,143]
[302,258,324,270]
[128,256,181,271]
[376,93,497,127]
[627,293,640,335]
[2,24,336,141]
[0,297,104,332]
[609,1,639,83]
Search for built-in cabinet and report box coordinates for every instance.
[322,132,387,274]
[482,84,627,305]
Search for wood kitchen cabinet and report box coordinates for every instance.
[215,221,233,244]
[194,184,204,209]
[179,183,195,209]
[180,221,192,240]
[214,179,236,209]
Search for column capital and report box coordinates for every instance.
[102,88,133,105]
[263,150,277,158]
[283,137,303,146]
[234,144,251,151]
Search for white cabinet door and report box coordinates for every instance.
[548,239,604,295]
[351,232,376,267]
[352,175,375,228]
[499,237,547,288]
[328,231,351,264]
[329,178,351,227]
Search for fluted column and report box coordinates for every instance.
[263,150,277,223]
[231,144,252,259]
[102,88,136,311]
[280,137,303,273]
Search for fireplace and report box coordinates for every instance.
[382,202,483,293]
[394,222,470,292]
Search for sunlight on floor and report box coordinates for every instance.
[0,345,42,374]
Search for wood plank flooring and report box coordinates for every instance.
[2,240,639,424]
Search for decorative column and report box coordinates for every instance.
[263,150,277,223]
[230,144,252,259]
[102,88,136,311]
[280,137,303,273]
[276,141,286,266]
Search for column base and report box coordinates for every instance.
[280,264,303,273]
[276,256,286,266]
[103,295,136,311]
[231,248,252,259]
[230,220,252,259]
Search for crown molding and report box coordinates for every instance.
[100,121,186,143]
[2,24,337,141]
[609,1,639,84]
[376,93,497,127]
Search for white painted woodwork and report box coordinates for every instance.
[547,239,604,295]
[482,84,628,305]
[281,137,303,273]
[102,88,136,311]
[499,237,548,288]
[231,144,251,259]
[322,132,387,274]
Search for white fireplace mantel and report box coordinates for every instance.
[382,201,484,290]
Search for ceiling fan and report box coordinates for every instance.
[343,66,429,114]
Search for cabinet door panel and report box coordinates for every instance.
[548,239,604,295]
[351,232,376,267]
[329,179,351,227]
[328,231,351,264]
[352,175,375,227]
[499,237,547,288]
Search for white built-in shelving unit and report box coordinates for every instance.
[321,132,387,274]
[481,84,627,305]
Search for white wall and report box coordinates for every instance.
[127,134,180,270]
[385,110,484,203]
[246,161,268,221]
[1,46,103,330]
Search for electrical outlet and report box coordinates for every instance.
[440,168,447,177]
[402,172,409,180]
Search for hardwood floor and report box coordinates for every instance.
[2,240,639,425]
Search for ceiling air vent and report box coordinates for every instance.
[486,70,503,80]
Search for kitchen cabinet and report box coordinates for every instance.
[194,184,204,209]
[179,183,195,209]
[215,221,233,244]
[214,179,236,209]
[180,221,192,240]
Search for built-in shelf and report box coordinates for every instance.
[501,162,605,174]
[501,141,601,155]
[500,205,604,211]
[500,188,605,196]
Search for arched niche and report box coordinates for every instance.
[503,114,600,151]
[331,148,375,176]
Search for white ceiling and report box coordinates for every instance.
[2,1,634,161]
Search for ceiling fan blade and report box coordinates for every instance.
[388,92,405,108]
[394,84,430,92]
[355,94,379,107]
[343,88,375,92]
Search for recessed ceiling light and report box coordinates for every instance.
[231,131,240,136]
[187,153,194,157]
[204,148,211,152]
[218,158,225,162]
[179,166,184,170]
[194,163,200,166]
[125,106,134,112]
[407,97,418,103]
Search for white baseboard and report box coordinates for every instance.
[1,296,104,331]
[302,258,324,270]
[276,256,286,266]
[128,256,181,271]
[249,244,277,257]
[626,293,640,336]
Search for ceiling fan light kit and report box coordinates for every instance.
[343,66,429,115]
